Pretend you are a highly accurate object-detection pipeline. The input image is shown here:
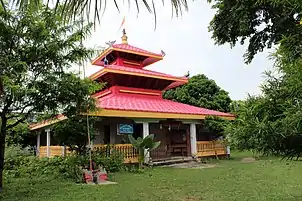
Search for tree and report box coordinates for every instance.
[128,134,160,169]
[208,0,302,63]
[0,8,101,191]
[164,74,232,136]
[164,74,232,112]
[52,116,98,154]
[226,46,302,158]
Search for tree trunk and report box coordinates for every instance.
[0,118,7,192]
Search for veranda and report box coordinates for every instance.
[34,118,228,163]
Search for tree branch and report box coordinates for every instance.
[6,117,26,130]
[6,114,21,120]
[6,105,35,129]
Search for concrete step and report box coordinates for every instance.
[150,157,196,166]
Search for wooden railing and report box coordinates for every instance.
[196,141,226,157]
[40,141,225,161]
[39,144,138,163]
[39,146,47,157]
[39,146,72,158]
[93,144,138,163]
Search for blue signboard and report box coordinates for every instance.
[119,124,134,134]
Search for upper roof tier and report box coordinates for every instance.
[91,29,164,68]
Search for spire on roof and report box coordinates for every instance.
[121,28,128,44]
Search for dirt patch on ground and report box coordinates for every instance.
[163,162,217,169]
[241,157,256,163]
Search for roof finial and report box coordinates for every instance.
[121,28,128,44]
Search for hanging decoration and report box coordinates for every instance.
[104,57,109,66]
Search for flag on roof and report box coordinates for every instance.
[118,16,126,31]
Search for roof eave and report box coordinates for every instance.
[91,48,113,66]
[29,109,235,130]
[89,109,235,121]
[112,47,163,59]
[29,115,68,131]
[91,47,164,66]
[164,80,188,91]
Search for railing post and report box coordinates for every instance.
[45,128,51,157]
[62,145,66,157]
[36,133,40,157]
[190,124,197,157]
[143,122,150,163]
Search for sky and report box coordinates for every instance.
[83,0,274,100]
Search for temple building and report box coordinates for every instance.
[30,30,235,163]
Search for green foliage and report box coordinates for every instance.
[52,116,98,154]
[208,0,302,63]
[226,49,302,158]
[128,134,160,167]
[3,153,302,201]
[5,121,32,146]
[1,0,189,29]
[164,74,232,134]
[204,116,228,136]
[164,74,232,113]
[93,149,124,172]
[4,145,83,182]
[0,6,103,189]
[0,7,101,133]
[4,145,125,182]
[4,144,32,159]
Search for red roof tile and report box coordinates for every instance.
[112,44,163,58]
[97,93,234,117]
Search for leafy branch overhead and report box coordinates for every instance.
[208,0,302,63]
[2,0,190,28]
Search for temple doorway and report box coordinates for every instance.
[150,121,191,161]
[168,124,190,157]
[103,125,110,144]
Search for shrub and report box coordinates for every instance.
[4,145,33,171]
[4,145,125,182]
[93,149,124,172]
[4,155,84,182]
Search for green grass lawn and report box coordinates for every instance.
[1,152,302,201]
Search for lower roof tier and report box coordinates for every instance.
[94,89,234,120]
[29,87,235,130]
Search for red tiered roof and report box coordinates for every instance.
[92,38,163,68]
[29,30,235,131]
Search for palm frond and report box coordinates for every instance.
[1,0,189,28]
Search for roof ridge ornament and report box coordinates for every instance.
[161,50,166,57]
[121,28,128,44]
[105,40,116,47]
